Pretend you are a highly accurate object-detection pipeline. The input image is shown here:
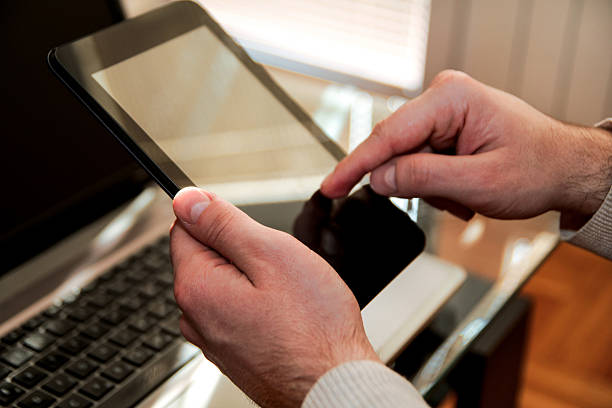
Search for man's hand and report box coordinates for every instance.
[170,187,379,407]
[321,70,612,223]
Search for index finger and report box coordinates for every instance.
[320,76,468,198]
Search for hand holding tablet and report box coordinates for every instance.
[170,186,381,406]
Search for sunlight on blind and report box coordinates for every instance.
[199,0,431,94]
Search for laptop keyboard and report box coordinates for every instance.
[0,236,199,408]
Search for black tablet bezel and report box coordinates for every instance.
[48,1,346,198]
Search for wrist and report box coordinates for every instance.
[556,124,612,221]
[268,336,380,408]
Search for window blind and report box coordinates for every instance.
[199,0,431,94]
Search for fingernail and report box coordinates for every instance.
[174,187,211,224]
[383,164,397,192]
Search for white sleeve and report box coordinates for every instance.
[302,360,430,408]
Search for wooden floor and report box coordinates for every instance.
[433,210,612,408]
[518,243,612,408]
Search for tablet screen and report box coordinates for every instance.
[51,2,425,308]
[92,25,338,206]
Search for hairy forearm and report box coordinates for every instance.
[556,124,612,224]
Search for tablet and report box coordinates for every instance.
[48,1,425,308]
[49,1,344,200]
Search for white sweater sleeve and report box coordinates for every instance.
[302,360,430,408]
[563,185,612,260]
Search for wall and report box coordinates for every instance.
[424,0,612,126]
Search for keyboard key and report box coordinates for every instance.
[22,332,55,351]
[97,268,116,282]
[22,316,46,331]
[42,373,77,396]
[147,301,174,319]
[159,319,181,337]
[0,364,10,379]
[87,344,118,363]
[1,347,34,368]
[2,328,25,345]
[138,282,162,299]
[99,309,127,325]
[156,273,174,286]
[0,381,25,405]
[23,316,48,332]
[42,304,62,318]
[128,315,157,333]
[61,292,79,305]
[58,394,93,408]
[101,361,133,383]
[36,352,69,372]
[142,255,165,271]
[17,389,56,408]
[13,366,47,388]
[59,336,91,354]
[87,293,113,309]
[117,296,145,312]
[122,347,153,367]
[80,281,98,294]
[124,269,147,283]
[66,359,98,380]
[79,377,114,400]
[103,280,131,296]
[66,307,96,323]
[78,341,197,408]
[142,332,174,351]
[108,329,139,347]
[80,322,109,340]
[42,320,76,337]
[113,258,133,272]
[163,287,176,304]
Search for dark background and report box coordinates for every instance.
[0,0,149,273]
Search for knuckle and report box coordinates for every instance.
[370,119,401,156]
[370,120,390,143]
[205,203,238,249]
[431,69,472,89]
[399,156,430,192]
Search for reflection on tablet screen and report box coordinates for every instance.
[92,25,338,205]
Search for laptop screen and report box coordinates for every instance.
[0,1,148,274]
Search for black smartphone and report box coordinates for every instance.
[48,1,424,307]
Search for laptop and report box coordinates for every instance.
[0,2,203,407]
[1,2,464,407]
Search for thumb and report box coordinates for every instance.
[173,187,275,283]
[369,152,493,207]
